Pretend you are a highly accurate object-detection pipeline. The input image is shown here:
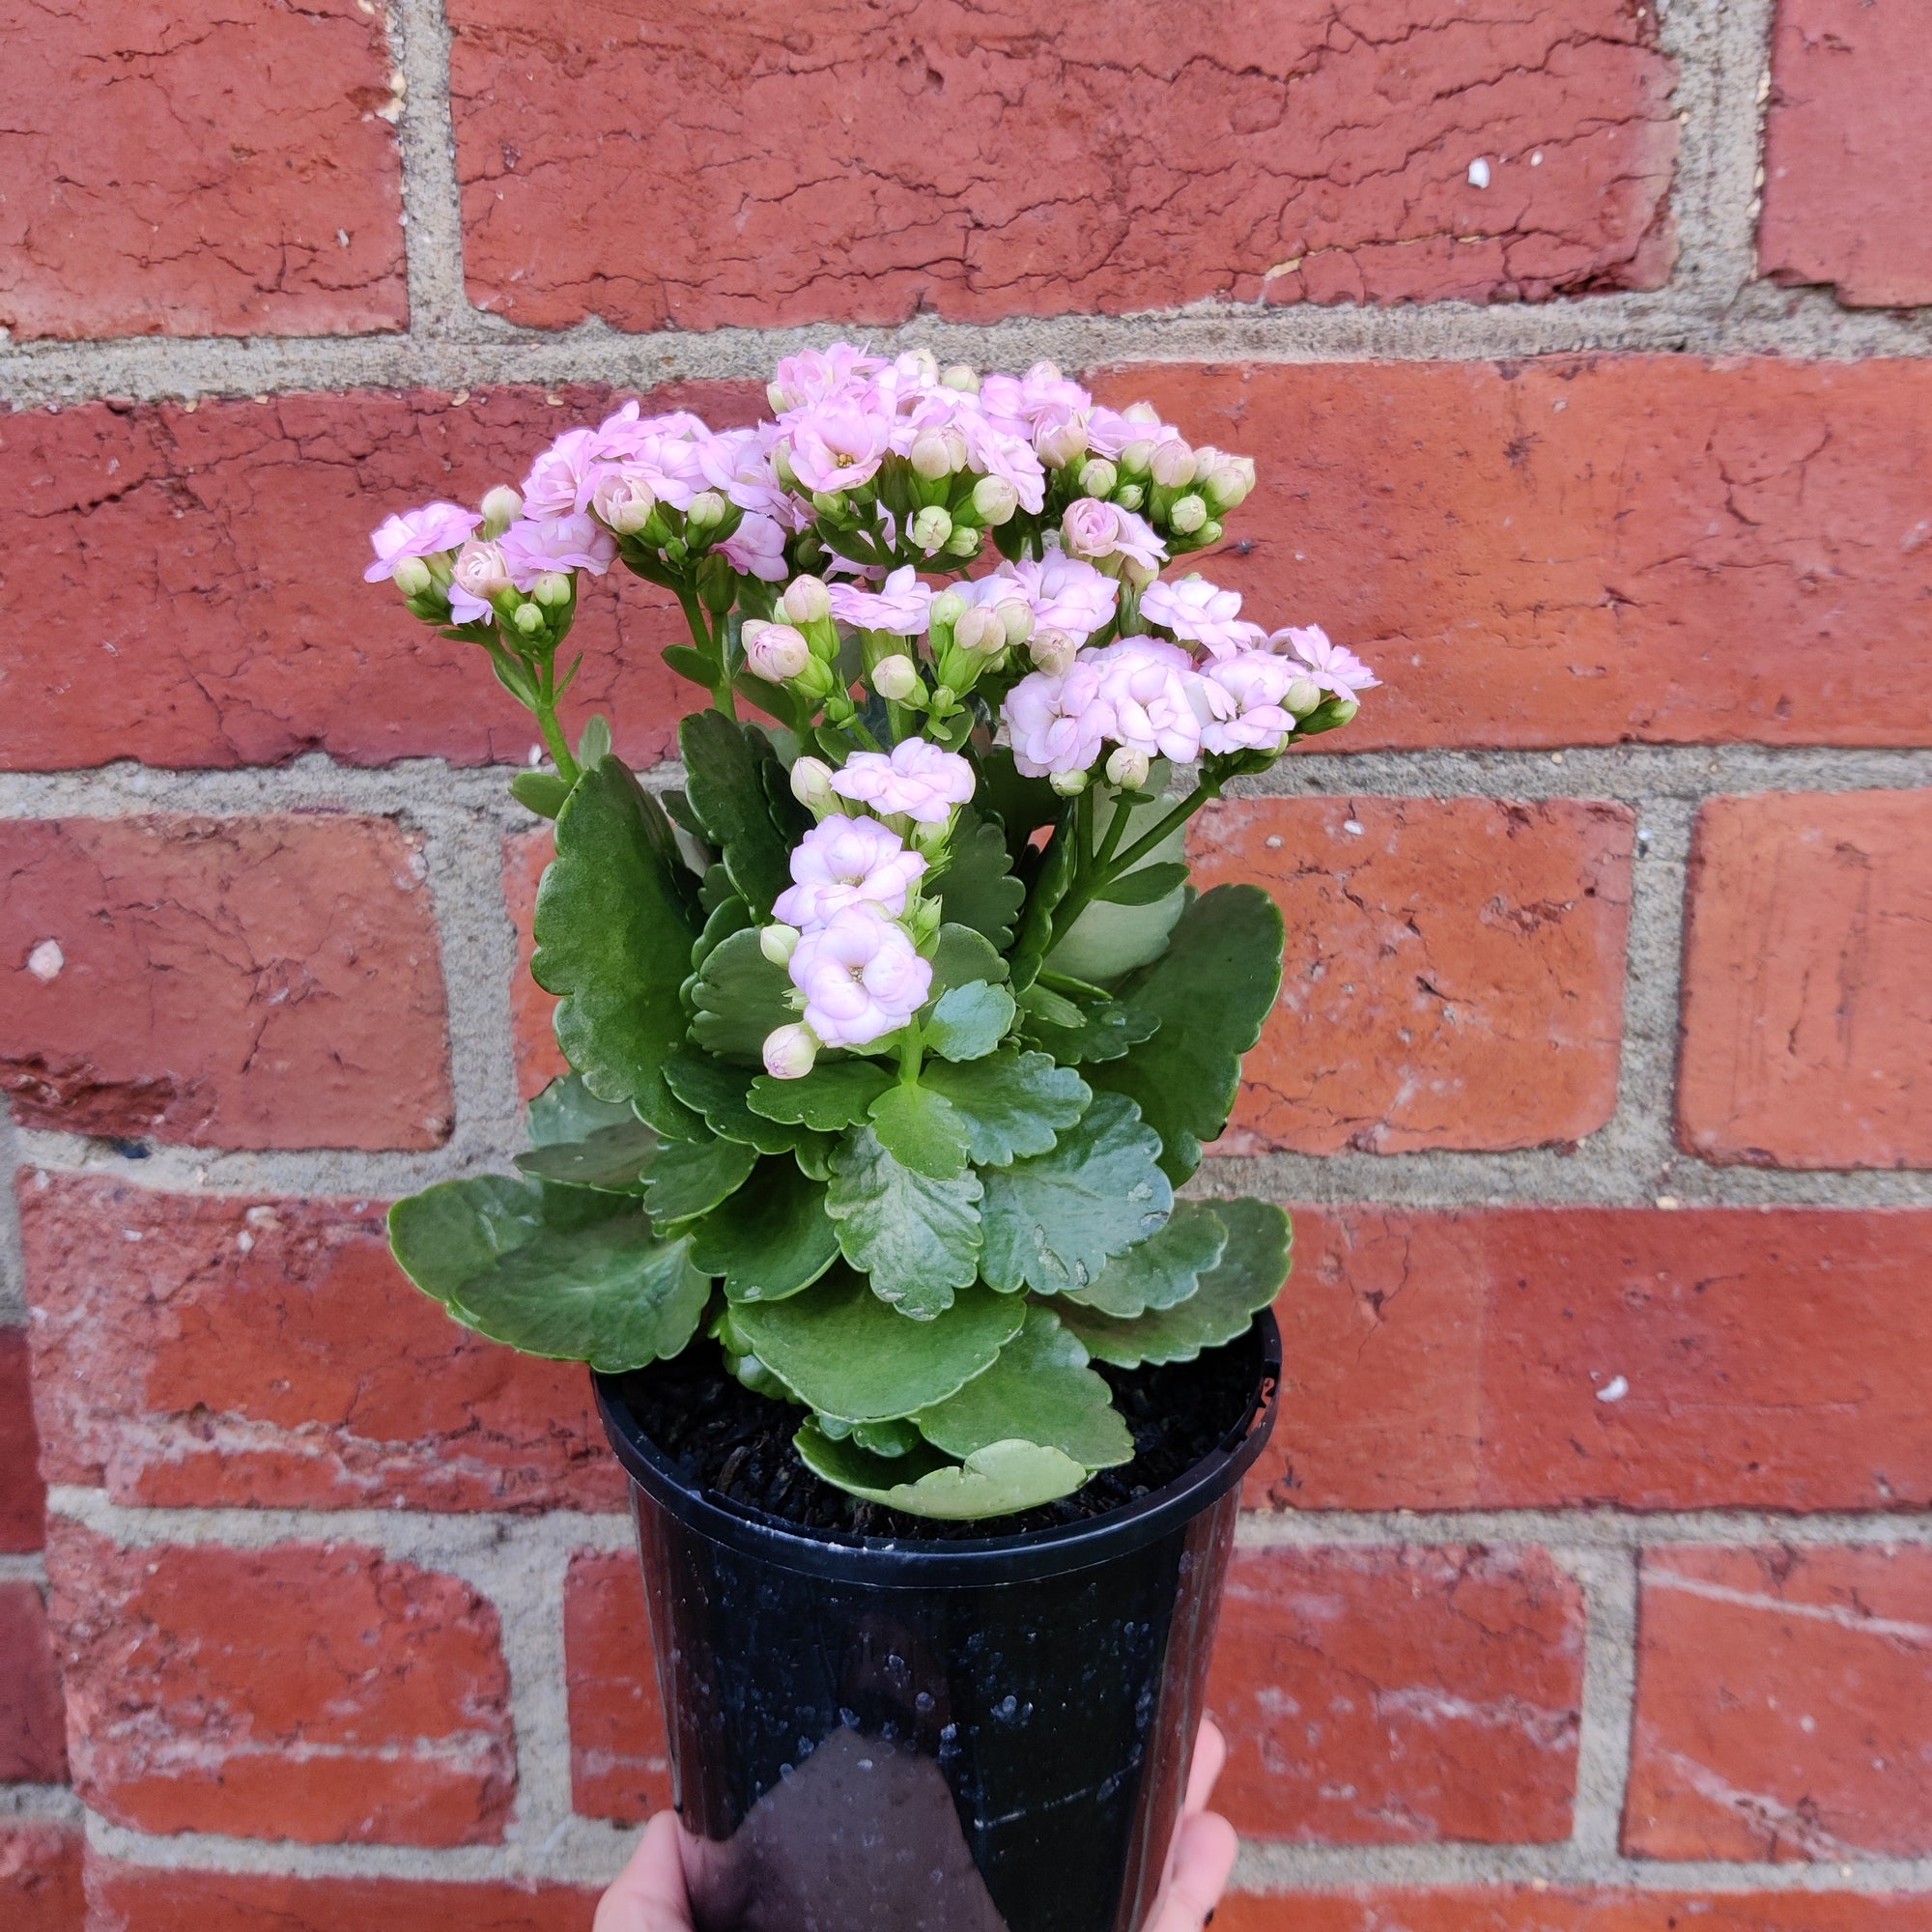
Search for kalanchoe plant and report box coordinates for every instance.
[368,345,1378,1522]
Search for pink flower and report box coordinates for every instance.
[1088,639,1203,764]
[365,502,480,582]
[774,817,928,926]
[1062,498,1167,573]
[698,424,793,522]
[956,409,1047,515]
[826,564,932,637]
[788,905,932,1049]
[607,436,707,514]
[719,512,789,582]
[991,554,1118,641]
[499,516,616,590]
[1200,650,1297,755]
[1084,405,1170,461]
[446,539,512,623]
[1140,576,1265,660]
[830,740,976,825]
[768,343,887,413]
[1272,626,1378,699]
[520,429,606,522]
[787,401,893,495]
[1002,661,1111,779]
[980,362,1093,453]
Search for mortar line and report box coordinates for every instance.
[389,0,469,336]
[0,1785,84,1826]
[0,1552,47,1587]
[1554,1548,1641,1862]
[0,1103,25,1327]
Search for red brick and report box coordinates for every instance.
[1254,1208,1932,1514]
[0,1825,82,1932]
[1094,358,1932,750]
[1758,0,1932,307]
[505,828,568,1102]
[0,1326,46,1552]
[0,1581,66,1783]
[1208,1546,1582,1845]
[451,0,1674,331]
[0,0,404,341]
[46,1525,516,1846]
[0,814,452,1151]
[0,386,746,771]
[17,1175,624,1515]
[563,1550,673,1824]
[1626,1546,1932,1862]
[83,1860,595,1932]
[1214,1891,1932,1932]
[1679,792,1932,1171]
[1191,797,1631,1155]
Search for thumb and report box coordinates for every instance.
[1146,1809,1239,1932]
[594,1810,696,1932]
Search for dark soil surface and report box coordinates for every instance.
[611,1323,1268,1544]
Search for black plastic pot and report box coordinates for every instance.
[593,1311,1279,1932]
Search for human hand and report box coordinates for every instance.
[593,1717,1238,1932]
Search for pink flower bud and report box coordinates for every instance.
[592,471,658,535]
[1205,457,1255,511]
[1077,458,1118,499]
[1105,746,1151,789]
[1118,439,1156,478]
[762,1023,819,1081]
[911,505,953,552]
[971,474,1018,525]
[532,570,573,607]
[1151,440,1197,489]
[909,431,954,480]
[1169,494,1208,534]
[392,555,434,597]
[1030,628,1078,676]
[940,364,980,392]
[927,589,968,630]
[759,923,802,966]
[1036,420,1089,469]
[871,653,920,700]
[1284,677,1323,717]
[1050,768,1089,796]
[479,485,524,537]
[953,607,1008,656]
[789,754,838,812]
[1123,402,1163,426]
[997,599,1035,647]
[687,490,728,532]
[782,575,832,625]
[746,622,811,683]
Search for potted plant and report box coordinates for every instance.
[365,346,1376,1932]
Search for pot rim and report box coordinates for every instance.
[593,1309,1280,1587]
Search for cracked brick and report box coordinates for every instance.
[16,1174,626,1515]
[1626,1546,1932,1861]
[0,0,406,339]
[45,1523,517,1846]
[0,1327,45,1553]
[561,1551,673,1825]
[1679,791,1932,1171]
[1252,1206,1932,1513]
[0,1825,82,1932]
[0,813,453,1151]
[1208,1545,1584,1845]
[1189,796,1632,1155]
[449,0,1677,330]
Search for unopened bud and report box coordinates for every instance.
[1169,494,1208,535]
[1105,746,1151,790]
[971,474,1018,525]
[1284,677,1323,718]
[1077,457,1118,499]
[940,363,980,392]
[911,504,953,552]
[512,603,545,636]
[1036,420,1089,469]
[1204,457,1255,511]
[1121,554,1159,591]
[1328,697,1360,725]
[533,570,573,607]
[943,523,981,557]
[746,621,811,683]
[1198,519,1224,547]
[1123,401,1162,425]
[927,589,967,630]
[687,490,727,533]
[1114,482,1146,512]
[761,1023,818,1081]
[789,754,838,812]
[592,472,658,534]
[1050,768,1090,797]
[909,431,954,481]
[871,653,920,700]
[1118,439,1155,478]
[781,575,832,626]
[1031,628,1078,676]
[479,485,523,538]
[1151,440,1197,489]
[996,598,1034,647]
[392,554,434,597]
[759,923,802,966]
[810,490,847,518]
[953,607,1007,656]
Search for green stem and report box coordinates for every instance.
[531,655,581,784]
[1047,778,1223,944]
[1094,789,1132,871]
[898,1031,923,1084]
[673,583,737,719]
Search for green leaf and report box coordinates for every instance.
[921,1050,1091,1166]
[663,644,717,688]
[576,714,613,766]
[690,926,795,1064]
[927,922,1009,998]
[924,981,1015,1063]
[690,1157,840,1302]
[748,1060,894,1131]
[1057,1198,1291,1367]
[509,770,572,819]
[1087,885,1285,1183]
[532,755,702,1138]
[690,892,753,976]
[526,1074,638,1147]
[664,1048,832,1163]
[979,1091,1173,1294]
[729,1270,1023,1421]
[917,1304,1133,1469]
[679,712,803,918]
[641,1132,760,1226]
[1008,813,1075,994]
[796,1426,1087,1520]
[930,804,1025,948]
[825,1126,983,1318]
[514,1119,659,1194]
[389,1178,708,1372]
[976,748,1062,877]
[867,1081,972,1180]
[1016,984,1160,1065]
[1093,861,1190,906]
[1065,1201,1228,1318]
[1044,800,1191,983]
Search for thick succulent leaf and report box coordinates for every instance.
[796,1426,1087,1520]
[979,1091,1172,1294]
[927,923,1009,998]
[526,1074,638,1147]
[916,1304,1133,1469]
[641,1131,760,1226]
[509,770,572,819]
[690,891,753,979]
[729,1270,1022,1420]
[930,803,1025,948]
[1008,816,1075,995]
[923,980,1015,1063]
[1065,1201,1229,1318]
[1044,798,1191,983]
[664,1048,832,1163]
[1017,984,1160,1065]
[1087,884,1286,1183]
[1093,861,1190,906]
[531,755,702,1138]
[514,1120,659,1195]
[748,1060,894,1131]
[1057,1198,1291,1367]
[976,747,1062,876]
[825,1126,983,1318]
[680,711,799,917]
[867,1082,972,1180]
[690,926,795,1064]
[389,1177,707,1371]
[921,1050,1091,1166]
[690,1157,840,1302]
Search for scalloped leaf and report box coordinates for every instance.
[825,1126,983,1318]
[680,711,806,917]
[924,981,1015,1064]
[930,803,1025,948]
[927,922,1009,998]
[748,1060,894,1131]
[526,1074,638,1147]
[867,1082,972,1180]
[514,1119,659,1195]
[1065,1201,1229,1318]
[664,1047,833,1163]
[690,1157,840,1303]
[641,1131,760,1227]
[920,1050,1091,1167]
[690,926,795,1064]
[795,1426,1087,1520]
[1016,984,1160,1065]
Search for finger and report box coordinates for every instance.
[1147,1811,1239,1932]
[594,1809,695,1932]
[1182,1717,1228,1819]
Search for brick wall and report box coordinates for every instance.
[3,0,1929,1925]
